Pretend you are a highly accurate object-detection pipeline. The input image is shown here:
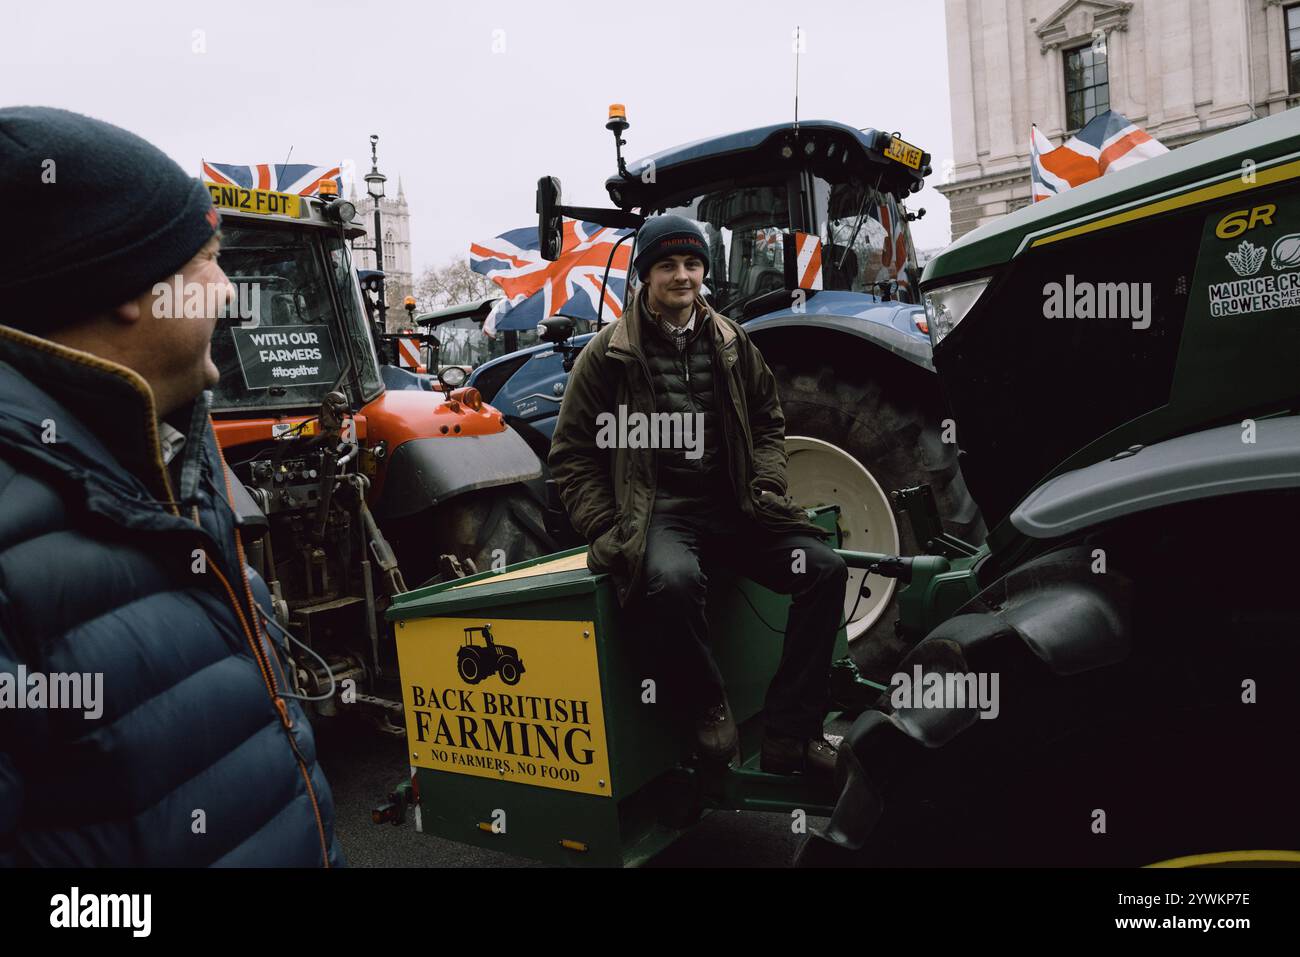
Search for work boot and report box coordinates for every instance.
[760,732,839,776]
[694,698,739,763]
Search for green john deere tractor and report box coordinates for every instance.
[799,106,1300,867]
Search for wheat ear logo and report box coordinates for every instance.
[1224,240,1266,277]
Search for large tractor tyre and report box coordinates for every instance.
[797,495,1300,867]
[389,485,554,590]
[502,415,584,551]
[767,344,985,677]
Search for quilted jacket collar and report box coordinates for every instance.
[0,323,214,524]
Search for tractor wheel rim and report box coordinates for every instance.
[460,657,477,680]
[785,435,900,643]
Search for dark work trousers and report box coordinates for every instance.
[627,504,848,741]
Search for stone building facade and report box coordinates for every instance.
[938,0,1300,240]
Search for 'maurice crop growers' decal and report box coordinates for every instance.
[396,617,612,798]
[1205,199,1300,316]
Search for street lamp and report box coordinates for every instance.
[364,133,388,330]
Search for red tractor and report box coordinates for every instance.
[205,178,553,729]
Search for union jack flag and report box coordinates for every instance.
[753,227,783,261]
[469,219,633,333]
[201,161,343,197]
[1030,110,1167,202]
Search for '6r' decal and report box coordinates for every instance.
[1215,204,1276,239]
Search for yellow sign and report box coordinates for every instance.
[206,183,301,218]
[271,419,317,440]
[396,616,611,798]
[884,136,923,170]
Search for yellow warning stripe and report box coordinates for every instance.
[1145,849,1300,868]
[1030,158,1300,248]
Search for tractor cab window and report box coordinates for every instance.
[423,318,541,370]
[326,236,383,402]
[212,222,382,412]
[650,178,792,319]
[481,324,542,363]
[812,175,918,303]
[211,223,349,412]
[434,317,495,368]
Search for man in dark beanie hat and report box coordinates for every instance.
[0,107,343,866]
[550,214,847,776]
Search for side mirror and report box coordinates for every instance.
[537,176,564,262]
[539,316,575,344]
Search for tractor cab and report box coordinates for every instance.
[202,176,548,725]
[536,112,932,332]
[413,297,544,376]
[605,119,930,317]
[207,182,384,417]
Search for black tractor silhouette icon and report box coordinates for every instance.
[456,623,525,686]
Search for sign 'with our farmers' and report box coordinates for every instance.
[230,324,342,389]
[396,616,611,798]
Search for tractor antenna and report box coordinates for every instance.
[281,145,294,173]
[793,25,801,135]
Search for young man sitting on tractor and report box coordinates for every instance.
[548,215,848,775]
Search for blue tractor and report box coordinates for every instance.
[468,108,985,675]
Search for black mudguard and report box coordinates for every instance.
[375,429,543,520]
[809,545,1134,857]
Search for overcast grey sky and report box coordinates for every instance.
[3,0,954,273]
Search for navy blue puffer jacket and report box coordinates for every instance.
[0,324,343,866]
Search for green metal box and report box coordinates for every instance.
[386,507,846,867]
